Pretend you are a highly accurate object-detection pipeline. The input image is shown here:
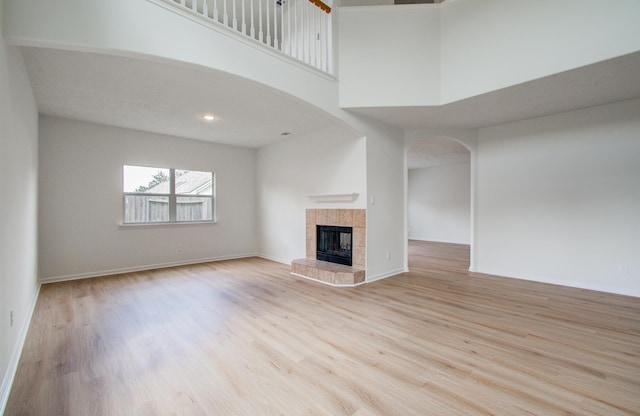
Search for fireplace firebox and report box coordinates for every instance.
[316,225,353,266]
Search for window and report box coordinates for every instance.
[123,165,214,224]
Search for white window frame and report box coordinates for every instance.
[122,165,216,225]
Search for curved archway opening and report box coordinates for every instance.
[406,136,472,273]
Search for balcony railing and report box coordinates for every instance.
[155,0,333,74]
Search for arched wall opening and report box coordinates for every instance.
[404,134,476,273]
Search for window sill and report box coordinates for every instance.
[119,221,217,229]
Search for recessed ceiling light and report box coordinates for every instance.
[203,114,215,121]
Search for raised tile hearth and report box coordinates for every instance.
[291,258,365,286]
[291,209,366,286]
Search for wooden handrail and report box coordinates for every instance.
[308,0,331,14]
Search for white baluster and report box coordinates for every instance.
[321,11,326,71]
[203,0,209,18]
[311,6,316,67]
[293,1,298,58]
[266,0,271,47]
[287,0,291,55]
[250,0,255,38]
[180,0,186,6]
[223,0,228,26]
[280,0,284,52]
[232,0,237,30]
[192,0,197,12]
[307,0,311,64]
[258,0,263,42]
[214,0,219,21]
[327,9,333,74]
[242,0,247,35]
[305,0,309,64]
[273,0,278,49]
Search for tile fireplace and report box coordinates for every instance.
[291,209,366,286]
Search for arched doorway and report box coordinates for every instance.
[405,136,472,273]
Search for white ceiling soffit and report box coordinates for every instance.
[21,47,339,148]
[346,51,640,130]
[407,136,469,170]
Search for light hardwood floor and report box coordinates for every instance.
[6,241,640,415]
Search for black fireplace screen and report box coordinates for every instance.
[316,225,353,266]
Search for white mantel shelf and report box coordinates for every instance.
[307,193,359,203]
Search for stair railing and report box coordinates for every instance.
[158,0,333,74]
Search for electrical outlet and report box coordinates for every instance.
[386,251,391,260]
[618,264,629,273]
[10,310,14,327]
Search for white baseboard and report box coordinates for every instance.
[38,253,259,284]
[366,268,405,283]
[474,267,640,298]
[1,283,41,415]
[257,254,291,265]
[409,238,470,245]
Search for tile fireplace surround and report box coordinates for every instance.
[291,209,366,286]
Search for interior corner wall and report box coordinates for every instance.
[440,0,640,103]
[338,5,441,107]
[38,116,257,281]
[0,35,39,412]
[256,124,367,264]
[476,99,640,297]
[408,163,470,244]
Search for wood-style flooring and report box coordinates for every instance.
[5,241,640,415]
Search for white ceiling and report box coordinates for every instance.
[21,47,339,148]
[20,46,640,161]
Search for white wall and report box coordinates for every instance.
[338,0,640,107]
[364,119,406,280]
[256,124,366,264]
[38,116,257,281]
[0,24,40,413]
[256,113,406,282]
[476,99,640,297]
[338,4,441,107]
[440,0,640,103]
[408,163,470,244]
